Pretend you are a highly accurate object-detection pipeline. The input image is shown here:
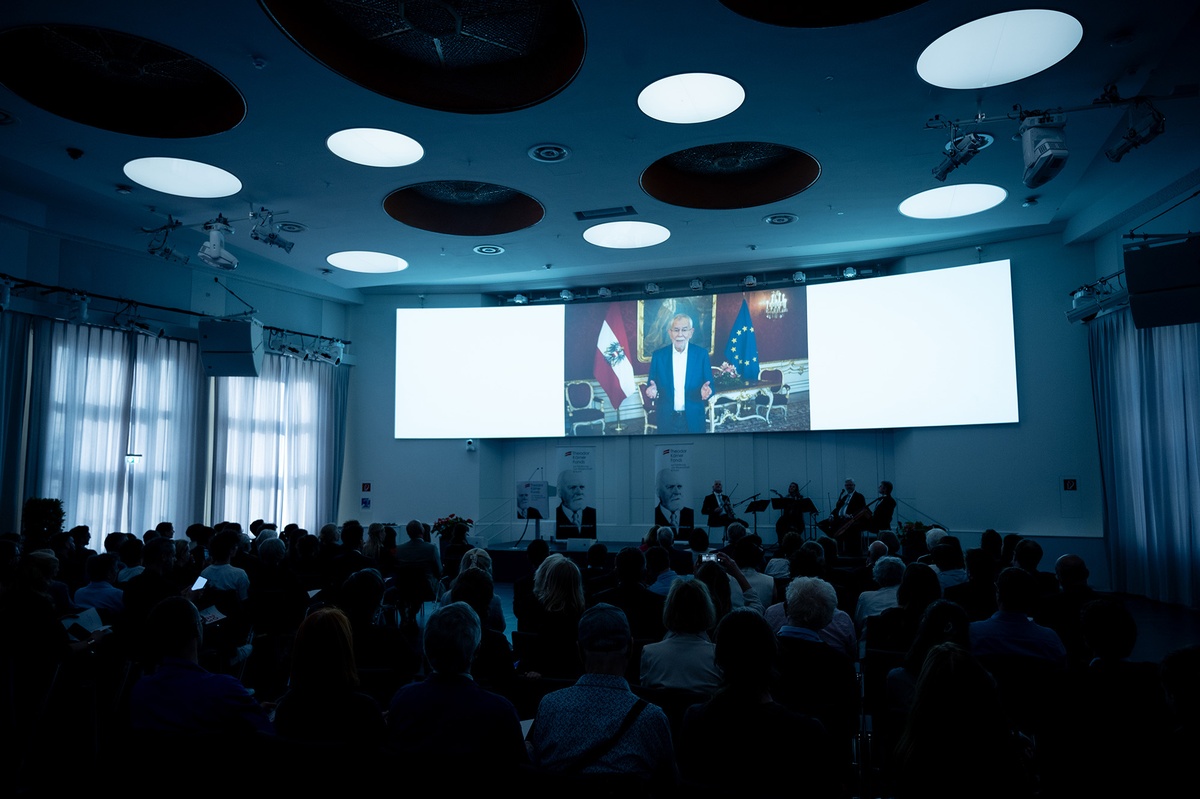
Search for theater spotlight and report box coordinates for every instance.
[597,287,613,299]
[513,293,528,305]
[1106,102,1165,163]
[932,132,987,182]
[559,289,574,301]
[689,279,704,291]
[842,266,858,279]
[1020,113,1069,189]
[198,215,238,270]
[742,275,757,288]
[792,271,807,284]
[645,282,660,295]
[249,207,295,254]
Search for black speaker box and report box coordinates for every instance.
[198,319,263,377]
[1124,238,1200,330]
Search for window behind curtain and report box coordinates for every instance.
[212,354,337,531]
[35,323,204,548]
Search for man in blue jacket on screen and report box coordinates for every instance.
[644,313,712,434]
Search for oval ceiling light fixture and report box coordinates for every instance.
[326,250,408,273]
[637,73,745,124]
[123,157,242,198]
[327,128,424,167]
[917,10,1082,89]
[898,184,1007,219]
[583,221,671,249]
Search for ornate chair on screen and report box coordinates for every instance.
[637,381,657,435]
[564,380,605,435]
[755,367,791,422]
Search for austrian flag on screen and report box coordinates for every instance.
[594,305,635,406]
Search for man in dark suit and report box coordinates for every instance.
[818,477,867,536]
[515,484,542,520]
[644,313,713,434]
[653,468,693,530]
[866,480,897,534]
[701,479,737,529]
[555,469,596,538]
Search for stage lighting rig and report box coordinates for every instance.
[249,207,294,254]
[1020,112,1069,188]
[932,131,988,182]
[1106,101,1166,162]
[198,215,238,270]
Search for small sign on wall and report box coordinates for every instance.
[1060,476,1080,518]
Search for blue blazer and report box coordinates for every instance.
[647,343,713,433]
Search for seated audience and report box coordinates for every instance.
[273,606,384,744]
[526,604,676,789]
[640,578,721,694]
[969,567,1066,667]
[893,643,1034,799]
[678,609,837,797]
[387,602,526,778]
[774,577,859,754]
[854,555,904,636]
[130,597,272,734]
[592,546,667,642]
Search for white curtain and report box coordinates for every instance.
[27,322,206,549]
[34,322,133,547]
[212,353,347,531]
[1089,308,1200,605]
[128,335,205,535]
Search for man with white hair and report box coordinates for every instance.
[644,313,713,434]
[555,469,596,538]
[774,577,859,755]
[854,555,905,635]
[653,469,694,531]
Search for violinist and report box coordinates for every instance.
[774,482,808,539]
[701,480,737,530]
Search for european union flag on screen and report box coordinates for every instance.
[723,298,759,384]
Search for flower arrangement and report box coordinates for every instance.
[711,361,744,390]
[431,513,474,538]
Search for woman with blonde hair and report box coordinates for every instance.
[517,554,585,677]
[436,547,506,632]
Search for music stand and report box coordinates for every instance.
[746,498,771,536]
[799,498,818,538]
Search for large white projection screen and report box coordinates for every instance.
[807,260,1019,430]
[395,306,566,438]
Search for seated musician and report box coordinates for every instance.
[817,478,868,555]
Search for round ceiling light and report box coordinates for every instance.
[327,128,424,167]
[637,73,745,124]
[122,157,241,198]
[326,250,408,273]
[583,221,671,249]
[899,184,1007,219]
[917,10,1083,89]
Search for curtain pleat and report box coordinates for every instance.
[1089,308,1200,605]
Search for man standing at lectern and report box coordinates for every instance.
[644,313,713,434]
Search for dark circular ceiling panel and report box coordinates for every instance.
[0,25,244,138]
[259,0,586,114]
[641,142,821,210]
[719,1,927,28]
[384,180,544,235]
